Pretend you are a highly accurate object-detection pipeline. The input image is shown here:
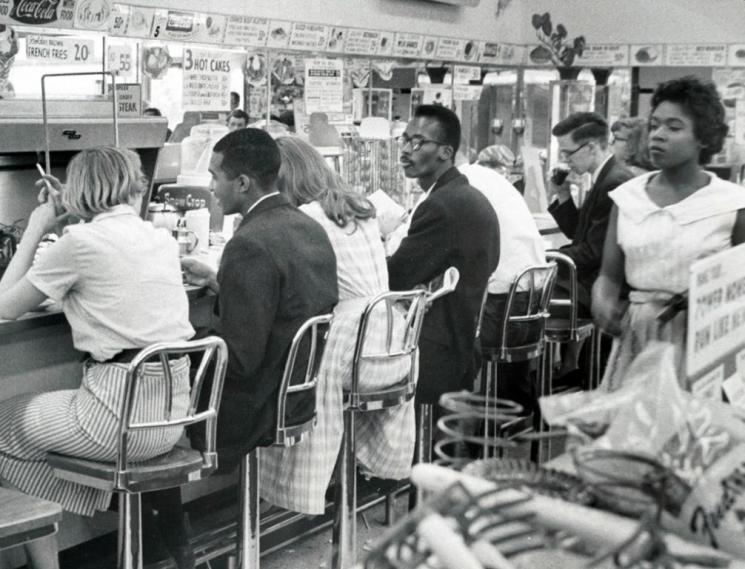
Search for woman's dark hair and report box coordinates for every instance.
[650,76,728,164]
[276,136,374,229]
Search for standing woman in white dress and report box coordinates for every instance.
[0,147,194,568]
[593,77,745,391]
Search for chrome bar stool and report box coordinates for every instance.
[234,313,333,569]
[471,261,558,459]
[331,289,428,569]
[537,251,598,462]
[48,336,229,569]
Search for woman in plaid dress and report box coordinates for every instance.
[0,148,194,567]
[260,137,416,514]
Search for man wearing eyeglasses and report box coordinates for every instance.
[388,104,499,406]
[548,112,633,382]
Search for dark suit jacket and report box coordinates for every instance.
[388,167,500,404]
[214,193,338,454]
[548,156,633,310]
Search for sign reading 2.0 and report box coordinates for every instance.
[26,34,94,63]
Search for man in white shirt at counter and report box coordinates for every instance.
[458,157,546,412]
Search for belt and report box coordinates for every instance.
[86,349,185,365]
[629,289,688,324]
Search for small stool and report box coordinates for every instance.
[48,337,228,569]
[0,487,62,569]
[331,290,428,569]
[234,313,333,569]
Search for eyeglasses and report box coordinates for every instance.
[396,134,448,152]
[559,142,589,161]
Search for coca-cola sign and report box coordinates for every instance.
[10,0,60,25]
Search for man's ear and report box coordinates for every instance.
[236,173,252,193]
[438,144,455,162]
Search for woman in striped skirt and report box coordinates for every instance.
[0,147,194,568]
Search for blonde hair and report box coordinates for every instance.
[276,136,374,229]
[62,147,148,219]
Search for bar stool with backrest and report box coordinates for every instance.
[233,313,333,569]
[331,289,428,569]
[465,261,559,459]
[47,336,229,569]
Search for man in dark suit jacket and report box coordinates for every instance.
[548,112,633,379]
[389,105,500,404]
[182,128,338,454]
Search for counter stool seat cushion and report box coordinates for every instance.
[47,445,212,494]
[0,487,62,550]
[544,317,594,343]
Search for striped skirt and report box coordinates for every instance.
[0,357,190,517]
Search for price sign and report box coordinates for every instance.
[304,57,343,114]
[182,47,231,111]
[107,44,133,78]
[26,34,94,63]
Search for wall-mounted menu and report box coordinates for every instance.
[108,4,154,38]
[664,44,727,67]
[393,32,423,58]
[107,43,134,78]
[182,47,232,110]
[630,44,664,66]
[345,29,382,55]
[26,34,94,63]
[223,16,268,47]
[479,42,523,65]
[304,57,343,114]
[266,20,291,48]
[421,36,438,59]
[0,0,76,28]
[435,37,464,60]
[453,65,480,84]
[728,45,745,67]
[576,44,629,67]
[289,22,328,51]
[326,27,346,52]
[150,9,226,44]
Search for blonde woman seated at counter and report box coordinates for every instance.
[260,136,415,515]
[0,147,194,569]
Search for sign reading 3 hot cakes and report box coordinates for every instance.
[182,47,231,111]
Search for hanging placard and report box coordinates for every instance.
[182,47,231,111]
[326,26,346,52]
[266,20,290,48]
[665,44,727,67]
[453,65,480,84]
[289,22,328,50]
[435,37,464,60]
[108,4,153,38]
[345,29,381,56]
[461,40,479,62]
[727,44,745,67]
[0,0,76,28]
[223,16,268,47]
[107,43,133,78]
[25,34,93,63]
[304,57,343,114]
[479,42,523,65]
[150,9,225,44]
[575,44,629,67]
[630,44,664,66]
[107,82,141,117]
[393,32,423,58]
[453,84,482,101]
[73,0,111,30]
[421,36,438,59]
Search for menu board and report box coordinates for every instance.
[304,57,343,114]
[393,32,423,58]
[108,4,154,38]
[575,44,629,67]
[223,16,268,47]
[435,37,464,60]
[461,40,479,62]
[421,36,438,59]
[107,43,133,78]
[25,34,94,63]
[289,22,328,51]
[150,9,226,44]
[111,82,141,117]
[377,31,394,56]
[266,20,291,48]
[345,29,382,55]
[326,26,346,52]
[665,44,727,67]
[74,0,112,30]
[727,44,745,67]
[453,65,480,84]
[0,0,76,28]
[629,44,664,66]
[182,47,232,111]
[479,42,523,65]
[453,84,482,101]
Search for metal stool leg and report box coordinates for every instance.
[117,492,143,569]
[332,408,357,569]
[412,404,433,507]
[238,450,260,569]
[483,359,498,459]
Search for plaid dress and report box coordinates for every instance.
[260,202,416,514]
